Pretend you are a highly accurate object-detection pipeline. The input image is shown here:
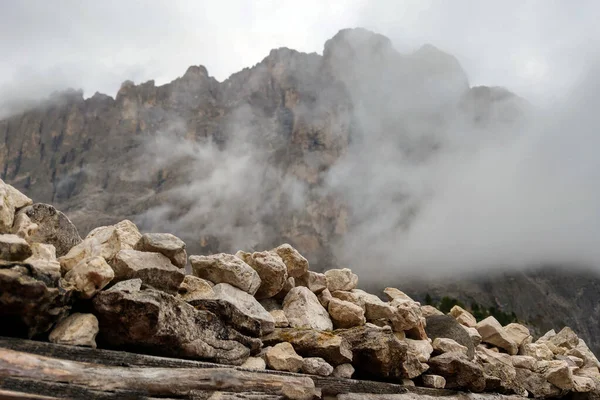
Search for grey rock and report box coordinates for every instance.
[428,352,486,392]
[295,271,327,294]
[15,203,81,257]
[332,363,355,378]
[425,315,475,359]
[135,232,187,269]
[112,249,185,294]
[301,357,334,376]
[190,253,261,295]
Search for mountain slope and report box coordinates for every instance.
[1,28,598,353]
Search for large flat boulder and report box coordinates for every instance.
[476,316,518,355]
[190,253,261,295]
[92,287,260,365]
[189,283,275,337]
[262,328,353,366]
[111,249,185,294]
[283,286,332,331]
[135,233,187,269]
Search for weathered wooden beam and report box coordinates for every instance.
[0,348,315,399]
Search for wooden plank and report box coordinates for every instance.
[0,348,315,399]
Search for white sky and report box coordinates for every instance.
[0,0,599,109]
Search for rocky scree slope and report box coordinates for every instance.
[0,28,598,358]
[1,179,600,399]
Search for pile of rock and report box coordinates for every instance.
[0,178,599,399]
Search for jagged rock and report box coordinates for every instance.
[0,263,72,337]
[568,339,600,368]
[463,325,483,347]
[425,315,475,359]
[178,275,215,302]
[328,297,366,329]
[295,271,327,294]
[428,352,486,392]
[59,219,141,273]
[433,337,468,356]
[421,305,444,317]
[270,309,289,328]
[520,342,554,360]
[271,244,308,278]
[515,367,562,398]
[449,305,477,327]
[324,268,358,292]
[262,328,353,366]
[573,375,596,392]
[383,288,415,302]
[92,287,260,365]
[318,288,333,308]
[422,374,446,389]
[549,327,580,349]
[240,356,266,370]
[283,287,333,331]
[266,342,303,372]
[511,355,536,370]
[190,253,261,295]
[302,357,334,376]
[24,243,61,281]
[504,323,531,347]
[476,346,525,395]
[135,233,187,269]
[62,256,114,299]
[0,179,32,233]
[11,211,38,241]
[405,339,433,363]
[335,324,411,380]
[332,363,355,378]
[259,298,281,312]
[236,250,288,299]
[273,276,295,301]
[106,278,142,293]
[566,355,584,367]
[14,203,81,257]
[476,316,518,355]
[391,301,422,334]
[48,313,99,348]
[537,360,574,390]
[111,249,185,294]
[189,283,275,337]
[0,234,32,261]
[538,329,556,342]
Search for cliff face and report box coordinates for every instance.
[1,28,596,352]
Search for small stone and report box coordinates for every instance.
[106,278,142,293]
[0,234,32,261]
[318,288,333,308]
[573,376,596,393]
[280,379,316,400]
[324,268,358,292]
[49,313,99,348]
[406,338,433,363]
[266,342,303,372]
[433,337,468,356]
[24,243,60,280]
[236,250,288,299]
[178,275,215,302]
[328,297,366,329]
[462,325,482,347]
[383,288,414,302]
[135,233,187,268]
[475,316,518,355]
[422,374,446,389]
[301,357,334,376]
[421,305,444,317]
[283,286,333,331]
[449,305,477,327]
[511,355,537,370]
[62,256,114,299]
[504,323,531,347]
[426,315,475,359]
[190,253,261,295]
[271,243,309,278]
[520,343,554,360]
[428,352,486,392]
[402,379,416,387]
[240,357,266,370]
[295,271,327,294]
[332,363,355,378]
[270,309,289,328]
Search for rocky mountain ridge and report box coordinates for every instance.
[1,27,598,359]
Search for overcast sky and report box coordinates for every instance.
[0,0,598,112]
